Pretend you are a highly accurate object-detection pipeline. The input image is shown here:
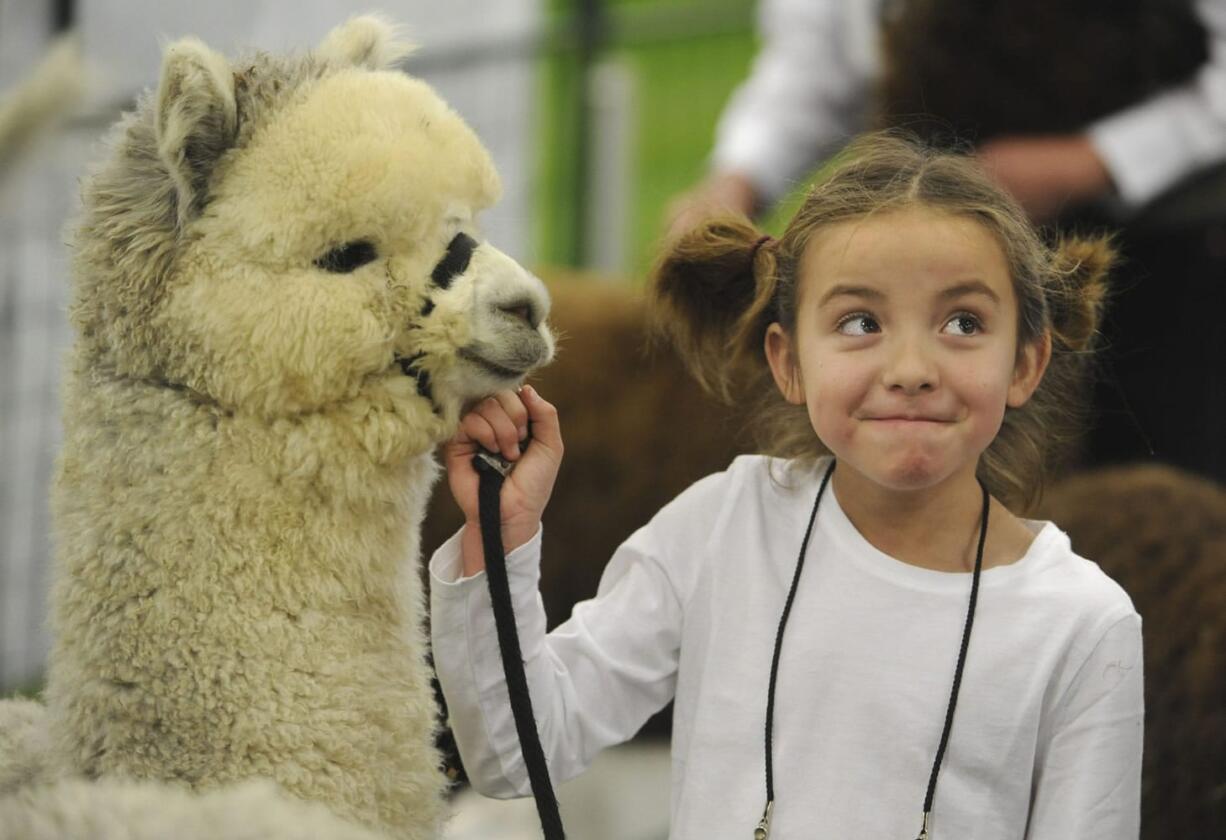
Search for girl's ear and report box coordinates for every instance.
[765,323,805,404]
[1007,331,1052,408]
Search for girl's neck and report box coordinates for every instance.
[830,462,1023,573]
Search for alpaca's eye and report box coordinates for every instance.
[315,240,378,273]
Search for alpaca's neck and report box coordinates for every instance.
[49,370,446,810]
[55,373,443,622]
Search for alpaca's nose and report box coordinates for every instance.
[476,243,552,340]
[498,298,541,330]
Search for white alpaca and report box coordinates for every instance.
[0,16,553,839]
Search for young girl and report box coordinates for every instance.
[429,132,1143,839]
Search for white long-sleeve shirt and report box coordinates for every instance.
[430,455,1144,839]
[713,0,1226,209]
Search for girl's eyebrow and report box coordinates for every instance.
[817,284,885,307]
[816,280,1000,307]
[937,280,1001,304]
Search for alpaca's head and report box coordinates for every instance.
[71,16,553,436]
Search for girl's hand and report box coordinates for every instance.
[442,385,563,576]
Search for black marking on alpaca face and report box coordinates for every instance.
[315,240,378,273]
[390,233,481,413]
[430,233,476,290]
[397,352,435,406]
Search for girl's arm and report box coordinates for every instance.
[1026,614,1144,838]
[431,388,686,797]
[431,523,683,798]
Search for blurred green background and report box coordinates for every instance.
[535,0,801,279]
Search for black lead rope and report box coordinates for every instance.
[473,451,566,840]
[757,461,989,840]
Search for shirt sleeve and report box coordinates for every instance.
[1086,0,1226,208]
[710,0,877,205]
[1025,613,1145,839]
[429,519,685,799]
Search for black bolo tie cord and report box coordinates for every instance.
[759,461,989,840]
[762,460,835,818]
[473,452,566,840]
[919,478,989,838]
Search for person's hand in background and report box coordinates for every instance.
[976,134,1114,223]
[664,170,760,240]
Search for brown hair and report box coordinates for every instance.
[649,130,1114,511]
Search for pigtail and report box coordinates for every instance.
[1047,234,1116,353]
[988,231,1117,512]
[648,216,779,402]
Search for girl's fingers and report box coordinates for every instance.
[520,385,562,454]
[451,388,545,463]
[458,412,499,457]
[492,390,530,440]
[476,395,523,460]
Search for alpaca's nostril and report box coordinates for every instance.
[499,300,539,329]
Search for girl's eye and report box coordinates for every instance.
[836,314,881,336]
[943,313,982,336]
[315,240,378,273]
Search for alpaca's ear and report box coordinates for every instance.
[317,15,414,70]
[155,37,237,228]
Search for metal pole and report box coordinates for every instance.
[53,0,76,33]
[570,0,604,267]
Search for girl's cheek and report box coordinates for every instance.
[819,357,870,392]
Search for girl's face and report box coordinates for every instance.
[765,207,1050,495]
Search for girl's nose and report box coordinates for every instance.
[881,337,939,394]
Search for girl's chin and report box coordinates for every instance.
[842,451,970,494]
